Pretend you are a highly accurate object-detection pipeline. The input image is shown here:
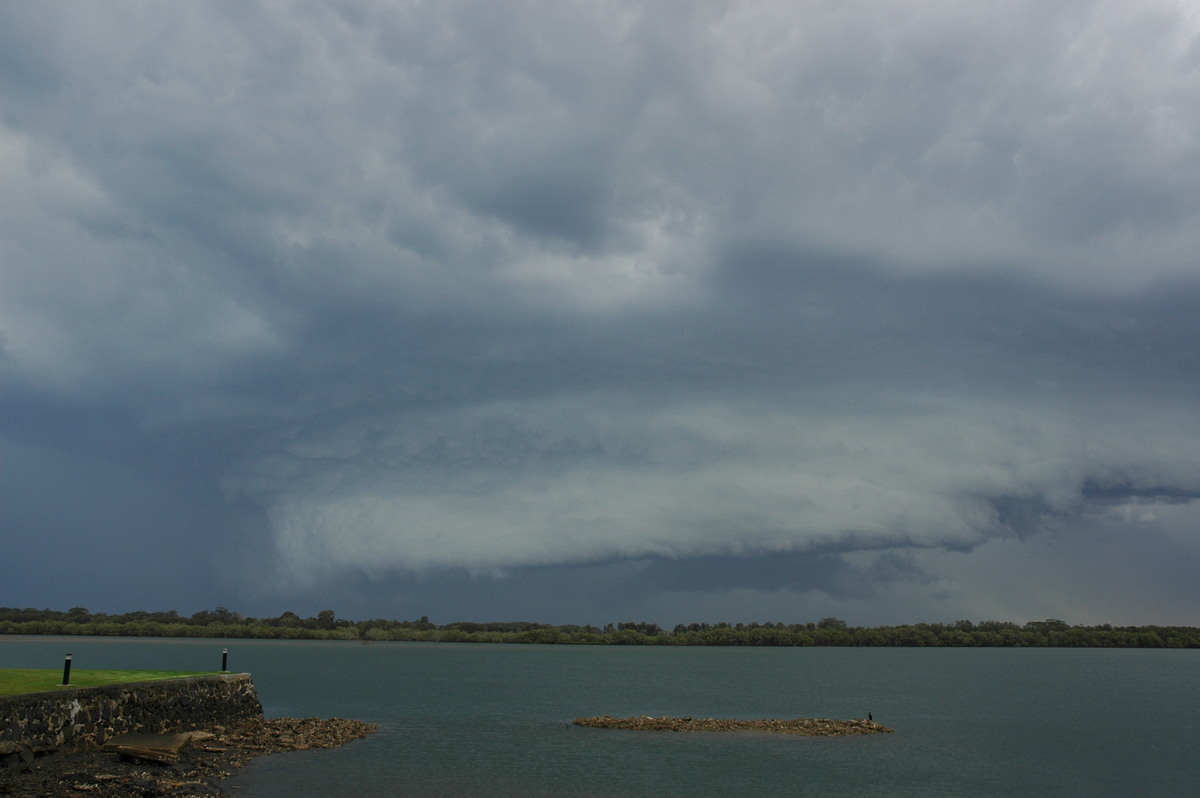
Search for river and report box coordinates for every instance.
[3,636,1197,796]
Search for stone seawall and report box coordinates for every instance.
[0,674,263,761]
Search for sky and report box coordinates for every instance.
[3,1,1200,628]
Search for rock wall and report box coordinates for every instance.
[0,674,263,763]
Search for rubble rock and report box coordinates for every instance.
[573,715,894,735]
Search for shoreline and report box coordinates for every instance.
[0,717,377,797]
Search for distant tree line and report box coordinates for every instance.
[1,607,1198,647]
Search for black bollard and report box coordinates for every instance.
[222,648,228,672]
[62,653,72,686]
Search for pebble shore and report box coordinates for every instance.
[0,717,377,797]
[573,715,893,735]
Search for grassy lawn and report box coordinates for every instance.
[0,669,220,697]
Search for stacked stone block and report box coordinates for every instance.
[0,674,263,767]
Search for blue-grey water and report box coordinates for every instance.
[3,636,1197,796]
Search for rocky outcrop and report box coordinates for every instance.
[573,715,894,735]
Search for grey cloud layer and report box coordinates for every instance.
[2,1,1199,621]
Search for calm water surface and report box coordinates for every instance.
[3,637,1197,796]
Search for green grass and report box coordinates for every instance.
[0,669,220,697]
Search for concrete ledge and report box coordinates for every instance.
[0,673,263,763]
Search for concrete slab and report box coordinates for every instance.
[102,732,194,763]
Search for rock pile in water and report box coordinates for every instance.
[206,717,377,764]
[573,715,893,735]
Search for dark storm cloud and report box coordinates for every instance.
[2,1,1200,624]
